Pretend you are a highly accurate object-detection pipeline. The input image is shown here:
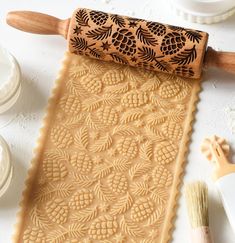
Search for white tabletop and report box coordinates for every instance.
[0,0,235,242]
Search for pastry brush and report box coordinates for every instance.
[185,181,213,243]
[6,8,235,79]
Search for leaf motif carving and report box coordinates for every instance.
[74,127,89,150]
[75,9,90,27]
[111,14,125,27]
[138,46,157,62]
[185,30,202,43]
[129,162,152,180]
[34,183,74,203]
[47,228,67,243]
[131,181,150,196]
[101,93,121,106]
[150,188,168,204]
[146,113,167,126]
[112,125,139,136]
[91,134,112,152]
[71,37,90,51]
[89,48,104,59]
[71,206,98,223]
[170,45,197,65]
[110,52,128,65]
[64,114,85,129]
[94,181,116,202]
[30,206,52,229]
[72,173,96,188]
[86,25,113,40]
[110,192,133,215]
[136,25,158,46]
[85,113,103,130]
[105,82,129,94]
[93,164,113,179]
[120,217,145,237]
[83,97,102,111]
[67,223,87,238]
[120,109,144,124]
[140,141,153,161]
[111,158,132,172]
[147,206,165,226]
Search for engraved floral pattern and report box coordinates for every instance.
[19,53,200,243]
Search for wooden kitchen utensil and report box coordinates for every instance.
[6,9,235,78]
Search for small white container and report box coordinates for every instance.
[171,0,235,24]
[0,135,13,198]
[0,46,21,113]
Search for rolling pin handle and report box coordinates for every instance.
[204,47,235,75]
[6,11,70,39]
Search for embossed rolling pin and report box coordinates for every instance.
[6,9,235,78]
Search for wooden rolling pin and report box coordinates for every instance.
[6,8,235,79]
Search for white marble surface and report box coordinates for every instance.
[0,0,235,242]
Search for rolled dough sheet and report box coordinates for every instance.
[13,52,201,243]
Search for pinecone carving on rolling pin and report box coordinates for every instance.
[90,10,109,26]
[160,32,186,55]
[112,28,137,56]
[146,22,166,36]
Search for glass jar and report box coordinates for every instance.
[0,135,13,198]
[0,46,21,113]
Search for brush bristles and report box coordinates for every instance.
[185,181,209,228]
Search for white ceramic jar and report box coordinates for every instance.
[0,46,21,113]
[171,0,235,24]
[0,135,13,198]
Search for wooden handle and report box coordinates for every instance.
[204,47,235,75]
[6,11,70,38]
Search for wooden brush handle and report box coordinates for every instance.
[204,47,235,75]
[6,11,70,38]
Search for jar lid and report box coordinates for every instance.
[0,135,12,198]
[171,0,235,24]
[0,46,21,113]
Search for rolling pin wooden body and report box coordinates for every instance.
[7,8,235,79]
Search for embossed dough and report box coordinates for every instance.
[13,53,201,243]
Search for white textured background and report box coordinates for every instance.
[0,0,235,242]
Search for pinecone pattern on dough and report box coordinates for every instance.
[102,70,125,85]
[108,172,128,194]
[60,94,81,115]
[121,91,148,108]
[162,121,183,140]
[70,151,93,174]
[43,156,68,181]
[89,215,118,240]
[117,137,138,159]
[131,198,155,222]
[90,10,109,25]
[80,74,102,94]
[69,189,94,210]
[160,32,186,55]
[159,81,181,99]
[97,106,118,125]
[154,141,178,165]
[23,227,45,243]
[45,199,69,224]
[18,52,199,242]
[50,125,73,148]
